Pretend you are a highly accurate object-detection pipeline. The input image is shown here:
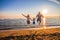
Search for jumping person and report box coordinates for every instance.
[22,14,31,25]
[32,18,35,24]
[36,12,44,25]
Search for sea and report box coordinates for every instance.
[0,17,60,29]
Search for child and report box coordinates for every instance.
[32,18,35,24]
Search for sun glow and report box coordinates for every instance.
[43,17,47,29]
[42,9,48,15]
[43,18,45,26]
[42,9,48,29]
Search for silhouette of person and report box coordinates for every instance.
[32,18,35,24]
[22,14,31,25]
[36,12,44,25]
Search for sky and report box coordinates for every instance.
[0,0,60,19]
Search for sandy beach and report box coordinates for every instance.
[0,26,60,40]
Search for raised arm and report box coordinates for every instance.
[36,14,38,18]
[30,18,32,21]
[22,14,27,17]
[41,14,44,18]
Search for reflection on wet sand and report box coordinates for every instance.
[0,27,60,40]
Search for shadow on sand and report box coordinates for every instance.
[0,31,60,40]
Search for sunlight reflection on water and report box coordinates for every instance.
[43,17,47,29]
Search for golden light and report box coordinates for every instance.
[42,9,48,29]
[43,17,47,29]
[42,9,48,15]
[44,26,47,29]
[43,18,45,26]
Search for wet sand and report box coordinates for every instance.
[0,26,60,40]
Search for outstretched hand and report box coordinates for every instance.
[22,14,24,16]
[22,14,27,17]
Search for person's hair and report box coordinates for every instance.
[38,11,41,15]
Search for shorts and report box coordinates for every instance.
[37,18,41,23]
[27,21,30,24]
[33,22,35,24]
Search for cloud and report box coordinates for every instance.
[49,0,60,4]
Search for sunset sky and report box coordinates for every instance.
[0,0,60,19]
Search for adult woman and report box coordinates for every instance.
[22,14,31,25]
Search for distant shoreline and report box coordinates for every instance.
[0,25,60,30]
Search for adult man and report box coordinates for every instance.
[36,12,44,25]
